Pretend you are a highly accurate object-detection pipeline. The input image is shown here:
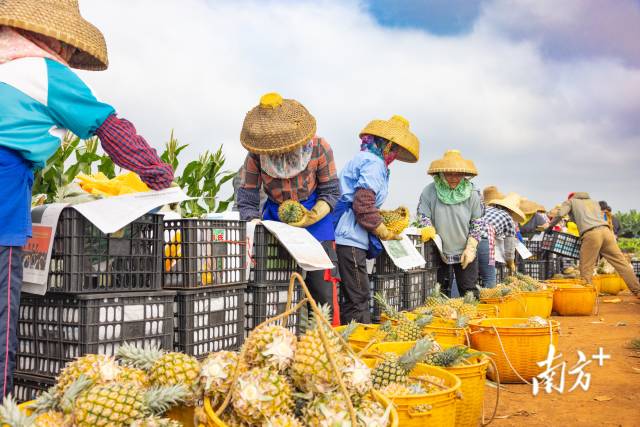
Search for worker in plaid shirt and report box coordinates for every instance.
[478,192,526,287]
[237,93,341,323]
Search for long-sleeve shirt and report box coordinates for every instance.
[551,192,607,236]
[417,182,483,262]
[236,136,340,221]
[481,205,517,261]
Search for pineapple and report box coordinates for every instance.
[371,338,434,388]
[243,324,297,372]
[380,206,410,234]
[117,343,202,401]
[55,354,121,396]
[422,283,446,309]
[292,305,347,394]
[32,411,72,427]
[262,413,304,427]
[446,297,464,310]
[220,409,249,427]
[72,383,187,427]
[378,382,424,396]
[432,304,456,319]
[129,416,183,427]
[278,200,308,224]
[231,368,293,425]
[342,355,373,396]
[356,397,390,427]
[118,366,150,387]
[0,396,37,427]
[304,392,351,427]
[374,293,432,341]
[457,291,479,319]
[200,351,244,400]
[427,345,475,367]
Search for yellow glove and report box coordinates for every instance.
[460,237,478,269]
[506,259,516,274]
[420,226,436,242]
[289,200,331,228]
[373,223,402,241]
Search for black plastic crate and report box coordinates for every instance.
[251,225,300,283]
[13,373,55,403]
[370,273,403,322]
[174,285,245,358]
[518,260,552,280]
[163,219,247,289]
[541,231,580,259]
[554,256,577,274]
[423,267,438,297]
[524,239,543,260]
[632,260,640,276]
[245,282,301,335]
[496,263,508,283]
[46,208,162,293]
[372,251,400,274]
[17,291,174,377]
[402,270,427,310]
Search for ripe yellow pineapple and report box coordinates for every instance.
[129,416,183,427]
[342,355,373,396]
[380,206,410,234]
[304,392,351,427]
[371,338,434,388]
[55,354,121,397]
[356,396,391,427]
[231,367,294,425]
[200,351,245,400]
[243,324,297,372]
[262,413,304,427]
[117,365,150,387]
[278,200,308,224]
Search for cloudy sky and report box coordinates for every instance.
[77,0,640,212]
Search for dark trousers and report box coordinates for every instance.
[0,246,22,397]
[305,241,340,322]
[336,245,371,324]
[437,256,479,298]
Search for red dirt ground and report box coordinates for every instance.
[483,294,640,427]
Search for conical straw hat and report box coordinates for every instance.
[489,193,526,223]
[428,149,477,176]
[0,0,108,70]
[240,92,317,155]
[520,198,546,215]
[483,186,504,203]
[359,114,420,163]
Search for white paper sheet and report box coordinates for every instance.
[246,220,258,279]
[381,234,426,270]
[22,203,68,295]
[494,238,506,263]
[530,232,545,242]
[516,241,533,259]
[260,220,333,271]
[73,187,190,234]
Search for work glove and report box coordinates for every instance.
[290,200,331,228]
[420,226,436,242]
[460,237,479,270]
[373,223,402,241]
[506,259,516,275]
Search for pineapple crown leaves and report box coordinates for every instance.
[117,342,166,370]
[144,385,189,416]
[308,304,332,332]
[340,320,359,341]
[414,314,433,328]
[455,314,470,328]
[0,395,34,427]
[32,374,93,415]
[398,337,434,371]
[463,291,478,305]
[373,293,402,320]
[430,345,473,367]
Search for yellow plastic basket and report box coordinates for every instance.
[363,358,461,427]
[550,283,597,315]
[333,323,381,350]
[467,318,560,384]
[383,313,468,347]
[204,389,399,427]
[476,303,498,318]
[479,295,523,318]
[444,354,491,427]
[518,289,554,318]
[592,274,625,295]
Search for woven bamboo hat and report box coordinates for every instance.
[0,0,108,70]
[359,115,420,163]
[240,92,317,155]
[520,198,546,215]
[483,186,504,203]
[428,149,478,176]
[489,192,526,223]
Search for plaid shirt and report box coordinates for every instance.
[96,114,174,190]
[481,206,516,239]
[238,137,339,219]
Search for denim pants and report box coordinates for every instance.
[477,238,497,288]
[0,246,22,397]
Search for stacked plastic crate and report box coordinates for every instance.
[245,225,301,335]
[162,218,247,358]
[15,208,174,401]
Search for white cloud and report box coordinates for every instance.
[77,0,640,212]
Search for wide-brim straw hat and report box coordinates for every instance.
[489,192,526,223]
[483,186,504,203]
[0,0,108,70]
[520,198,546,215]
[428,149,478,176]
[359,115,420,163]
[240,92,317,155]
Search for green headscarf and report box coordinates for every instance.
[433,173,473,205]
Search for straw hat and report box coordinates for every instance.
[489,193,526,223]
[240,92,317,155]
[0,0,108,70]
[428,149,478,176]
[520,198,546,215]
[483,186,504,203]
[359,115,419,163]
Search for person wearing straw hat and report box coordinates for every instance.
[478,192,525,287]
[333,115,419,324]
[547,193,640,298]
[0,0,174,396]
[237,92,341,321]
[519,198,549,238]
[417,150,483,297]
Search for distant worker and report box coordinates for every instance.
[599,201,621,238]
[547,193,639,298]
[519,199,549,238]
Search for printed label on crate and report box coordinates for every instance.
[260,220,333,270]
[381,234,426,270]
[22,203,68,295]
